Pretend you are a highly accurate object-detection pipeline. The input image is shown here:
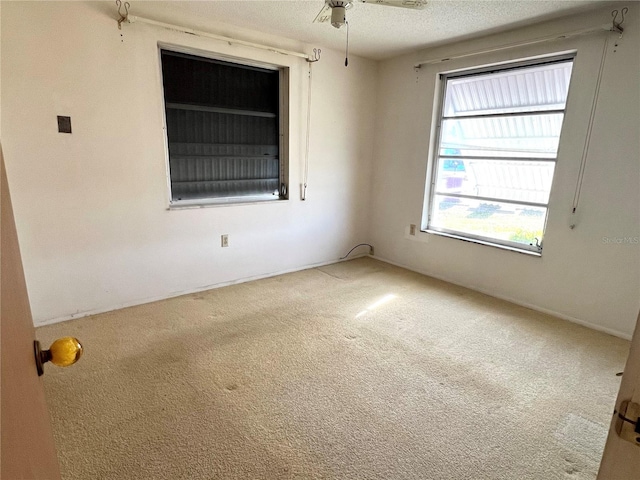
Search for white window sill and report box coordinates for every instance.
[424,229,542,257]
[168,195,287,210]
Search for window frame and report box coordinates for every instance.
[423,53,576,254]
[157,43,290,208]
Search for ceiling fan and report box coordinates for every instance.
[313,1,428,29]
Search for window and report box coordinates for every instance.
[160,49,288,205]
[425,55,574,253]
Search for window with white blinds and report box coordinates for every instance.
[426,55,575,253]
[160,50,288,204]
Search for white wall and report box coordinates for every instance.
[1,1,376,325]
[370,5,640,338]
[4,2,638,339]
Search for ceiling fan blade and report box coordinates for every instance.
[358,0,427,9]
[313,4,332,23]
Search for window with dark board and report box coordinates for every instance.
[160,50,287,204]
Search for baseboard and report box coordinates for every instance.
[372,255,633,341]
[37,252,634,340]
[35,254,369,328]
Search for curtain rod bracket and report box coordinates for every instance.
[307,48,322,63]
[611,7,628,35]
[116,0,130,30]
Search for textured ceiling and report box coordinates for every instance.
[115,0,608,60]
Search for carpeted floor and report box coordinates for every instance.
[38,258,629,479]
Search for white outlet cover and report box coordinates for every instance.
[405,226,429,243]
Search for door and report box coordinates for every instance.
[597,311,640,478]
[1,146,61,479]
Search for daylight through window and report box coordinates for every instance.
[426,55,574,253]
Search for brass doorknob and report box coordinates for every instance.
[34,337,83,376]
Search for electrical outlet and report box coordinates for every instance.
[221,234,229,247]
[410,224,417,236]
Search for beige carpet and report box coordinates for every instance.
[38,258,629,480]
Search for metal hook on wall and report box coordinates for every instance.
[611,7,628,34]
[530,237,542,251]
[117,0,131,30]
[307,48,322,63]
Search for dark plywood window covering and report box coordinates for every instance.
[161,50,281,202]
